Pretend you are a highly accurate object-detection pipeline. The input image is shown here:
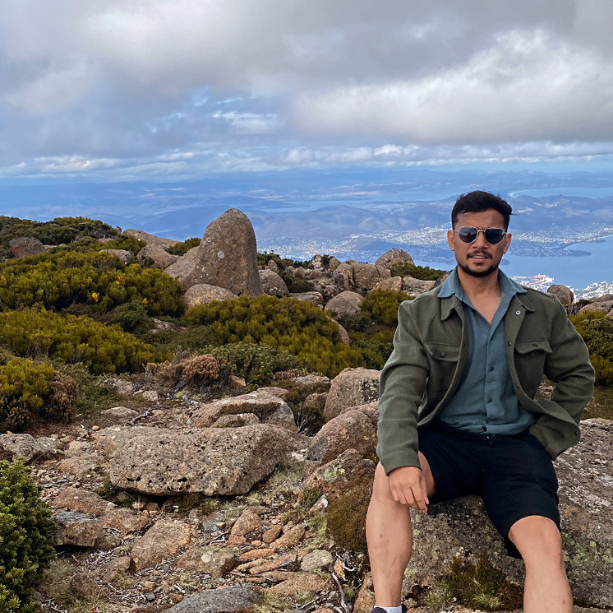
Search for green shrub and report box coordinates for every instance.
[0,251,184,316]
[185,295,363,377]
[0,215,118,259]
[167,237,201,256]
[362,289,411,327]
[569,312,613,385]
[0,309,169,375]
[0,459,56,612]
[389,262,447,280]
[326,478,371,554]
[111,301,153,333]
[0,358,77,432]
[257,252,308,269]
[205,343,305,384]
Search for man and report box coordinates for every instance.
[366,191,594,613]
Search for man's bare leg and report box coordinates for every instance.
[366,454,435,606]
[508,515,572,613]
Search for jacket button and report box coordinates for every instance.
[440,352,446,358]
[507,341,512,346]
[532,343,538,347]
[516,310,521,315]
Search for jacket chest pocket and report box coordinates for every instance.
[424,343,460,401]
[514,339,552,396]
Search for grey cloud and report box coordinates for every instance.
[0,0,612,174]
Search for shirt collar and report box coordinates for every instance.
[438,267,526,302]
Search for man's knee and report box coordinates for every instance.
[508,516,564,566]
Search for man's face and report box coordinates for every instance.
[446,209,512,278]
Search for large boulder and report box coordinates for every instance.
[192,389,297,432]
[183,284,238,308]
[123,229,178,249]
[9,237,45,258]
[547,284,575,307]
[353,263,391,290]
[137,243,178,268]
[166,209,262,296]
[324,368,380,421]
[259,269,289,296]
[398,419,613,608]
[325,291,364,318]
[0,434,63,464]
[303,449,376,503]
[578,301,613,315]
[130,520,192,571]
[375,276,403,292]
[306,403,378,467]
[375,248,415,270]
[99,425,304,495]
[289,291,324,305]
[99,248,133,264]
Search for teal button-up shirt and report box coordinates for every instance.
[437,268,536,435]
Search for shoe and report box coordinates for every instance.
[370,606,407,613]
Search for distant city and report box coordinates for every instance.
[510,276,613,299]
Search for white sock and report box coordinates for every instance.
[378,607,403,613]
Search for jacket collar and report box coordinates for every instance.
[438,267,533,321]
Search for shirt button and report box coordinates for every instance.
[507,341,512,346]
[482,425,487,432]
[489,366,494,372]
[487,397,493,403]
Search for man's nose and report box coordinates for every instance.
[473,231,489,247]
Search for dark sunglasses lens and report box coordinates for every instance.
[484,229,505,244]
[458,227,478,243]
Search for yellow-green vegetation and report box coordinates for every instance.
[0,251,184,316]
[185,295,363,377]
[0,460,56,613]
[389,261,447,280]
[362,289,411,327]
[426,553,523,611]
[326,478,371,554]
[167,237,201,255]
[0,358,77,432]
[569,312,613,385]
[0,309,169,375]
[0,215,118,259]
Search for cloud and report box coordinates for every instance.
[1,0,613,177]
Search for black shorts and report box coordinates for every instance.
[419,420,560,558]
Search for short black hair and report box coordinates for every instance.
[451,191,513,230]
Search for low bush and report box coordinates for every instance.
[167,237,201,256]
[389,261,447,280]
[0,309,169,375]
[185,295,363,377]
[0,459,56,612]
[569,312,613,385]
[0,358,77,432]
[151,354,220,390]
[362,289,411,327]
[0,251,185,316]
[111,301,153,334]
[204,343,305,384]
[326,478,371,554]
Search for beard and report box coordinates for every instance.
[458,255,499,278]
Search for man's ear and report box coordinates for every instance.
[503,232,512,254]
[447,229,455,251]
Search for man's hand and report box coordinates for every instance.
[388,466,430,512]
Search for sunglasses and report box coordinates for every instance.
[455,226,507,245]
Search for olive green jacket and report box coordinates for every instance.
[377,284,595,475]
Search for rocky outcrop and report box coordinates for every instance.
[323,368,380,421]
[337,263,391,290]
[259,269,289,296]
[99,248,133,264]
[165,209,262,295]
[402,276,437,295]
[100,425,304,495]
[290,291,324,304]
[578,300,613,315]
[375,248,415,270]
[137,243,178,268]
[547,284,574,306]
[306,403,378,467]
[124,229,178,249]
[9,237,45,258]
[191,389,297,431]
[324,291,363,318]
[375,276,403,292]
[183,284,238,308]
[0,433,63,464]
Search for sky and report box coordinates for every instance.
[2,0,613,182]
